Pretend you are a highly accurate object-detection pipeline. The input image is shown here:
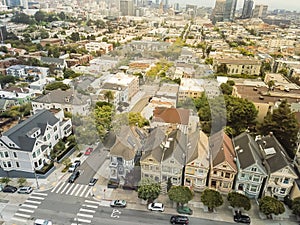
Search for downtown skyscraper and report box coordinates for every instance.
[211,0,237,24]
[241,0,254,19]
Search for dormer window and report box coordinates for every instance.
[251,167,257,172]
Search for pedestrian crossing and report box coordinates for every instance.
[71,199,99,225]
[51,181,93,198]
[12,192,47,223]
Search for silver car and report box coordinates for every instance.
[17,186,33,194]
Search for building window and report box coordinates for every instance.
[7,161,12,167]
[253,175,260,182]
[54,126,57,132]
[32,152,36,158]
[213,171,217,175]
[0,152,3,158]
[3,162,7,167]
[225,173,231,178]
[16,162,20,167]
[4,152,9,158]
[280,188,286,194]
[241,173,245,178]
[283,178,289,184]
[13,152,17,158]
[223,182,229,188]
[250,185,258,192]
[251,167,257,172]
[55,134,59,140]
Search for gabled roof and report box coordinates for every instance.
[1,110,59,152]
[110,126,141,161]
[141,127,166,162]
[256,134,294,174]
[209,131,237,172]
[152,107,189,125]
[233,132,267,174]
[33,89,90,105]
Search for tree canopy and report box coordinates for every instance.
[227,192,251,211]
[201,189,223,211]
[259,196,285,217]
[258,100,298,158]
[292,197,300,217]
[45,81,70,91]
[168,185,194,206]
[137,178,161,203]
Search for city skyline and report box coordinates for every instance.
[168,0,300,11]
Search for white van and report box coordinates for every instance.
[34,219,53,225]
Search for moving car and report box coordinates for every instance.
[34,219,53,225]
[85,147,93,155]
[68,171,80,183]
[110,200,127,208]
[17,186,33,194]
[177,206,193,215]
[74,160,81,166]
[148,202,164,212]
[68,162,80,173]
[234,213,251,224]
[2,185,17,193]
[170,215,189,224]
[89,178,98,186]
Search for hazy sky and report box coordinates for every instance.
[169,0,300,11]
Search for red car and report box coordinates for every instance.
[85,147,93,155]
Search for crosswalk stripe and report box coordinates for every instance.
[85,188,92,198]
[32,192,48,196]
[25,200,41,204]
[15,213,31,218]
[82,204,98,209]
[65,183,74,195]
[60,182,71,194]
[29,196,44,200]
[75,185,84,196]
[71,224,82,225]
[55,182,66,193]
[51,181,62,193]
[80,208,96,213]
[84,200,99,205]
[18,208,34,213]
[77,213,93,218]
[70,184,80,195]
[76,218,91,223]
[21,204,38,209]
[12,217,27,222]
[80,185,89,197]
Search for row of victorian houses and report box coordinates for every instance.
[108,108,298,200]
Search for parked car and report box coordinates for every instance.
[177,206,193,215]
[68,171,80,183]
[107,179,119,189]
[74,160,81,166]
[17,186,33,194]
[68,162,80,173]
[2,185,17,193]
[85,147,93,155]
[34,219,53,225]
[110,200,127,208]
[148,202,164,212]
[234,213,251,224]
[170,215,189,224]
[89,178,98,186]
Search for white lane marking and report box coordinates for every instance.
[77,213,93,218]
[18,208,34,213]
[29,196,44,200]
[15,213,31,218]
[32,192,48,196]
[51,181,62,193]
[65,183,74,195]
[60,182,71,194]
[25,200,41,204]
[84,200,99,205]
[80,208,96,213]
[75,184,84,196]
[21,204,38,209]
[80,185,89,197]
[70,184,80,195]
[82,204,98,209]
[11,217,27,222]
[55,182,66,193]
[75,218,91,223]
[85,188,92,198]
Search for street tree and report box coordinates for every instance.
[201,189,223,212]
[259,196,285,219]
[17,177,27,187]
[267,80,275,91]
[0,177,11,185]
[128,112,149,128]
[292,197,300,217]
[104,90,114,104]
[168,186,194,206]
[258,100,298,158]
[138,178,161,204]
[62,158,71,167]
[227,192,251,211]
[220,82,233,95]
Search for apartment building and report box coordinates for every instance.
[6,65,50,80]
[0,110,72,176]
[213,58,261,75]
[85,42,113,54]
[178,78,205,102]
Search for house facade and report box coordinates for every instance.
[0,109,72,174]
[233,132,268,199]
[6,65,50,80]
[209,131,237,193]
[31,89,91,116]
[213,58,261,75]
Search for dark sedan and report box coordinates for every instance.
[2,185,17,193]
[234,214,251,224]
